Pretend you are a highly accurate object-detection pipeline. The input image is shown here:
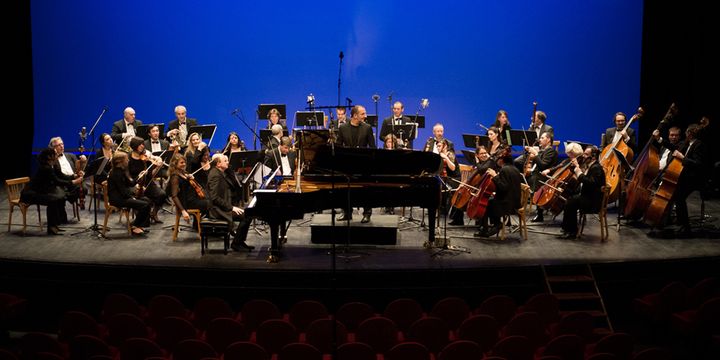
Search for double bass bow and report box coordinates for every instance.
[624,103,677,219]
[600,107,644,203]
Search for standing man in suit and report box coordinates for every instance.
[49,136,84,223]
[336,105,376,223]
[207,153,254,252]
[111,107,143,144]
[264,136,296,176]
[327,106,348,130]
[601,112,636,153]
[558,146,606,238]
[166,105,198,148]
[379,101,413,148]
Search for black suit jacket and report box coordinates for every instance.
[166,118,198,137]
[530,123,554,142]
[54,153,79,175]
[379,115,412,141]
[336,122,376,148]
[263,149,297,176]
[207,167,241,224]
[602,127,636,152]
[422,137,455,153]
[678,139,707,186]
[578,161,606,212]
[111,119,143,143]
[144,139,170,152]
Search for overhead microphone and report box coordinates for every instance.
[339,51,344,59]
[387,91,394,101]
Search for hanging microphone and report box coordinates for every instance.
[231,109,239,115]
[339,51,344,59]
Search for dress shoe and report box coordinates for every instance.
[557,231,576,239]
[280,235,288,244]
[448,220,464,226]
[485,226,499,237]
[361,214,371,223]
[231,241,255,252]
[336,214,352,222]
[47,226,61,236]
[531,215,544,223]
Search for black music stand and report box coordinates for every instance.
[71,156,109,237]
[611,147,634,231]
[461,150,478,166]
[229,150,263,174]
[295,111,325,127]
[135,123,165,140]
[189,124,217,147]
[405,114,426,129]
[507,130,537,147]
[365,115,378,128]
[257,104,287,120]
[462,134,489,149]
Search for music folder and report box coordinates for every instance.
[228,150,263,172]
[365,115,379,128]
[257,104,287,120]
[405,114,426,128]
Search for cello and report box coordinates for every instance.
[532,156,585,216]
[644,117,709,227]
[599,107,643,203]
[624,103,677,219]
[465,172,496,220]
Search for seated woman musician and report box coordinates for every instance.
[437,139,464,225]
[167,153,210,223]
[21,148,83,235]
[222,131,247,156]
[93,133,115,183]
[492,110,512,143]
[184,132,211,188]
[106,151,151,236]
[128,136,167,224]
[383,133,405,150]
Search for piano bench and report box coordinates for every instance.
[199,218,230,255]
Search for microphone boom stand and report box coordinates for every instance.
[72,106,108,237]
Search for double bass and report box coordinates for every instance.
[599,107,643,203]
[644,117,709,227]
[624,103,677,219]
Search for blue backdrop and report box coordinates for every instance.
[31,0,642,153]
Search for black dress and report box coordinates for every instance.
[106,169,151,228]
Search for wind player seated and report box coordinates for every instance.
[557,145,606,238]
[207,153,254,251]
[474,152,523,237]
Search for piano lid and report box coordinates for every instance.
[305,145,442,177]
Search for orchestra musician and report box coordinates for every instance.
[106,151,151,236]
[486,126,507,160]
[110,107,143,144]
[21,148,83,235]
[49,136,85,223]
[207,153,254,252]
[600,112,636,153]
[266,108,288,131]
[128,136,167,224]
[423,123,454,154]
[167,153,210,222]
[492,110,512,143]
[379,101,412,148]
[527,132,559,222]
[94,133,115,183]
[383,133,404,150]
[222,131,247,156]
[336,105,376,223]
[263,136,296,176]
[436,139,464,226]
[668,122,707,235]
[652,126,682,174]
[166,105,198,148]
[473,152,523,238]
[144,125,170,153]
[184,132,211,188]
[327,106,348,130]
[556,145,606,239]
[263,124,284,152]
[513,110,554,171]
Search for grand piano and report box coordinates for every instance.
[244,140,443,263]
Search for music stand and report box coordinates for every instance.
[507,130,538,147]
[405,114,426,129]
[295,111,325,127]
[189,124,217,147]
[365,115,378,128]
[461,150,478,166]
[257,104,287,120]
[611,147,634,231]
[462,134,489,148]
[135,123,165,140]
[71,156,109,237]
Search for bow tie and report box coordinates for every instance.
[152,141,159,144]
[281,154,287,157]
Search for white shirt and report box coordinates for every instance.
[57,154,74,176]
[393,117,403,125]
[659,148,671,170]
[149,140,162,153]
[280,154,292,175]
[124,121,136,136]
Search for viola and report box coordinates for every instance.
[600,107,644,203]
[465,172,496,220]
[624,103,677,219]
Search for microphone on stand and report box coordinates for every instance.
[387,91,394,102]
[339,51,344,60]
[372,94,380,102]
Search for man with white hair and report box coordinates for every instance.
[422,123,455,154]
[49,136,85,223]
[111,107,143,143]
[207,153,253,251]
[557,145,606,239]
[263,124,284,151]
[166,105,198,147]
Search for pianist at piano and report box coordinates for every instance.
[207,153,254,252]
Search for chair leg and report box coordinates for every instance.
[125,210,132,235]
[173,212,180,241]
[102,210,111,237]
[8,206,13,232]
[21,205,28,234]
[193,212,202,242]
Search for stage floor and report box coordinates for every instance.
[1,191,718,271]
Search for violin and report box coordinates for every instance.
[135,150,167,197]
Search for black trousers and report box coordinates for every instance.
[561,195,597,233]
[113,196,152,228]
[21,188,66,229]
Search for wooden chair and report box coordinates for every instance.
[5,177,42,234]
[577,185,611,241]
[100,181,132,237]
[173,207,202,241]
[499,183,531,240]
[459,164,474,183]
